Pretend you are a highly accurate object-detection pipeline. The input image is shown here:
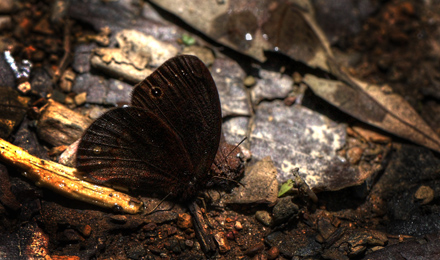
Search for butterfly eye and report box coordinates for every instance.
[151,87,162,97]
[92,146,102,155]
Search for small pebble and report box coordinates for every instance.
[184,239,194,248]
[267,246,279,260]
[244,75,256,87]
[255,211,272,226]
[292,71,302,84]
[59,69,76,92]
[225,231,235,240]
[52,90,65,104]
[0,0,14,13]
[110,214,127,223]
[414,185,434,205]
[234,221,242,230]
[284,95,296,106]
[380,84,393,94]
[64,96,74,106]
[142,222,157,231]
[177,213,192,229]
[214,232,230,253]
[74,92,87,106]
[0,16,11,31]
[347,146,363,165]
[79,224,92,237]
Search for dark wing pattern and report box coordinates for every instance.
[131,55,222,181]
[76,55,222,200]
[76,107,197,198]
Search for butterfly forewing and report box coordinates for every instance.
[131,55,222,180]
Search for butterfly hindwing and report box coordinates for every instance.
[76,107,195,196]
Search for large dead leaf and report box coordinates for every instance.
[149,0,332,71]
[303,73,440,152]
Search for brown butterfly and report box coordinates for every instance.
[76,55,222,202]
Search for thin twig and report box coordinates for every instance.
[0,138,143,214]
[53,19,72,83]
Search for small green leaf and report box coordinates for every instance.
[278,179,294,197]
[181,34,196,46]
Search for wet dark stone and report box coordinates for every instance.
[14,118,50,160]
[372,145,440,237]
[0,53,15,88]
[30,67,53,98]
[272,196,299,225]
[72,43,96,74]
[387,211,440,237]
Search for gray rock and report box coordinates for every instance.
[250,100,348,190]
[105,79,132,105]
[72,73,108,104]
[251,69,294,104]
[72,43,96,74]
[211,58,251,117]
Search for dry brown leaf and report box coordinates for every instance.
[303,74,440,152]
[150,0,332,71]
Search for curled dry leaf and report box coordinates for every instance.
[303,74,440,152]
[0,138,143,214]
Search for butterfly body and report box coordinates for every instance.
[76,55,222,202]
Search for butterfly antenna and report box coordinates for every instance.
[225,137,247,160]
[212,176,245,187]
[143,192,172,215]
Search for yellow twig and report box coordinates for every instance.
[0,138,143,214]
